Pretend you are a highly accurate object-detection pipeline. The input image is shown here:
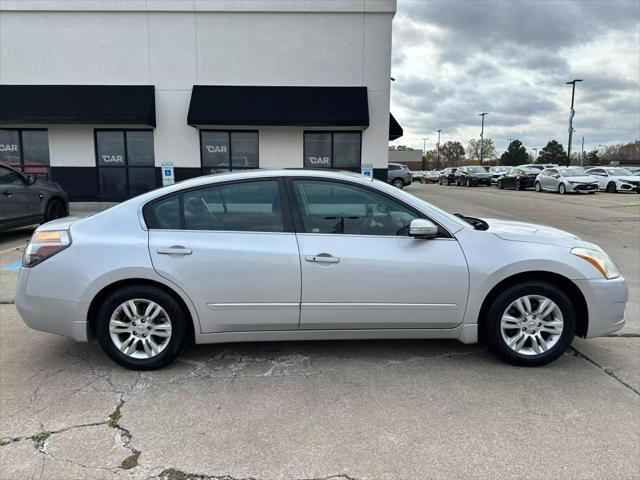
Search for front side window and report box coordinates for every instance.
[0,129,50,179]
[200,130,259,174]
[145,180,283,233]
[304,132,361,169]
[292,179,418,236]
[0,166,26,186]
[96,130,156,197]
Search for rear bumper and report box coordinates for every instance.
[15,268,89,342]
[574,276,628,337]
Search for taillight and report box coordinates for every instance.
[22,230,71,267]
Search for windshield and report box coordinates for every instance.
[560,167,587,176]
[492,167,511,173]
[467,167,486,173]
[606,168,633,176]
[381,181,472,230]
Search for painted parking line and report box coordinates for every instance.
[0,244,26,255]
[2,262,21,271]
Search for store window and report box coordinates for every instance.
[200,130,259,174]
[0,129,50,178]
[95,130,156,197]
[304,131,361,169]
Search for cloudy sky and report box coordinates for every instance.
[389,0,640,154]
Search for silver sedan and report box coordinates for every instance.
[16,170,627,369]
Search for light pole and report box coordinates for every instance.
[581,136,585,167]
[533,147,538,161]
[479,113,488,165]
[566,79,583,166]
[436,130,442,170]
[421,137,428,171]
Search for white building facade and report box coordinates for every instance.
[0,0,401,200]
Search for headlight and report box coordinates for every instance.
[22,230,72,268]
[571,247,620,279]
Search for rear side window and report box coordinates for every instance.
[144,180,284,232]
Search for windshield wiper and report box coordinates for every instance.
[454,213,489,231]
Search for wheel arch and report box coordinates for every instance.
[477,271,588,340]
[86,278,197,342]
[45,195,68,215]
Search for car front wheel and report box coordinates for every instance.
[44,198,67,222]
[392,178,404,189]
[558,183,567,195]
[95,285,189,370]
[606,182,617,193]
[497,180,503,189]
[515,180,522,190]
[484,281,576,366]
[534,181,542,192]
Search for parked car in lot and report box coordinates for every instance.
[496,167,540,190]
[439,167,458,185]
[423,170,440,183]
[535,167,598,195]
[455,166,492,187]
[521,163,558,171]
[488,166,514,184]
[16,169,627,370]
[0,163,68,231]
[585,167,640,193]
[387,163,412,189]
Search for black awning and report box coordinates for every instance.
[389,113,403,140]
[188,85,369,127]
[0,85,156,126]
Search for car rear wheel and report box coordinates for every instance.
[497,180,503,189]
[392,178,404,189]
[558,183,567,195]
[44,198,67,222]
[534,181,542,192]
[515,180,522,190]
[606,182,617,193]
[95,285,189,370]
[466,178,471,187]
[484,281,576,366]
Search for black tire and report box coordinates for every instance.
[534,181,542,192]
[466,178,472,187]
[483,281,576,366]
[515,180,522,190]
[558,183,566,195]
[95,285,189,370]
[44,198,67,222]
[392,178,404,189]
[606,182,617,193]
[497,180,503,190]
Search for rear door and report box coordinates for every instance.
[146,178,301,334]
[289,178,469,330]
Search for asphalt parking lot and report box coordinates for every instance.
[0,187,639,480]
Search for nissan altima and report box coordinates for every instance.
[16,170,627,370]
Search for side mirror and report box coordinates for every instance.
[409,219,438,239]
[26,174,37,184]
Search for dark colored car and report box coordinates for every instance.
[0,164,69,231]
[496,167,540,190]
[488,166,514,184]
[439,167,458,185]
[454,166,492,187]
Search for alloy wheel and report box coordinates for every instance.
[500,295,564,356]
[109,299,172,359]
[559,184,566,194]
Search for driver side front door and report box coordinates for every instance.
[289,178,469,330]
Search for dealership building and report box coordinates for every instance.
[0,0,402,201]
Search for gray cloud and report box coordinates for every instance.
[390,0,640,151]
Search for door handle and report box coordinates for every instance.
[157,246,192,256]
[2,191,12,197]
[305,254,340,264]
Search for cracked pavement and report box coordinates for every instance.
[1,304,639,479]
[1,189,639,479]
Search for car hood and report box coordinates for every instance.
[483,218,597,249]
[611,175,640,182]
[564,175,597,183]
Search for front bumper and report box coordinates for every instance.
[567,182,598,193]
[574,276,628,337]
[15,268,90,342]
